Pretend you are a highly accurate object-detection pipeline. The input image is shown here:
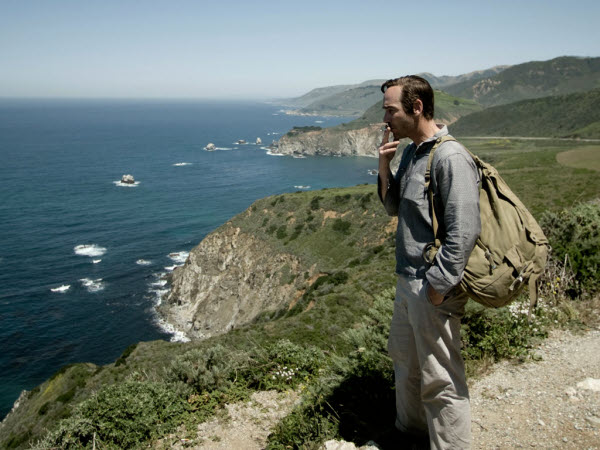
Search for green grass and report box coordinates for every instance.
[461,138,600,217]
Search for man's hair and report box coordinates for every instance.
[380,76,434,120]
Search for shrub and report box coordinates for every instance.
[248,340,324,391]
[167,345,244,393]
[332,219,351,235]
[115,343,138,367]
[37,380,188,449]
[540,200,600,295]
[310,196,323,211]
[276,225,288,239]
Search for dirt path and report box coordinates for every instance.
[470,327,600,449]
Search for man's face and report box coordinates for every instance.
[382,85,416,140]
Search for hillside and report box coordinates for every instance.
[451,88,600,138]
[444,56,600,106]
[2,166,599,447]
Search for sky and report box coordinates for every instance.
[1,0,599,100]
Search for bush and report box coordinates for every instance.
[332,219,351,235]
[276,225,288,239]
[37,380,188,449]
[248,340,324,391]
[310,196,323,211]
[540,200,600,295]
[167,345,244,393]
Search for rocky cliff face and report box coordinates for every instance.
[160,223,313,340]
[275,124,382,157]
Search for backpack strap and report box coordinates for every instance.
[422,135,457,264]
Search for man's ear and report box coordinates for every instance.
[412,99,424,116]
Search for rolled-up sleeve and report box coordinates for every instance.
[378,170,400,216]
[426,152,481,295]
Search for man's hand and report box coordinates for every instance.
[378,126,400,201]
[427,283,445,306]
[378,126,400,164]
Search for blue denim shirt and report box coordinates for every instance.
[378,126,481,296]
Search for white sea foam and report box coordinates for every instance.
[315,120,324,123]
[215,147,233,151]
[266,150,284,156]
[164,265,178,272]
[151,279,168,288]
[271,132,281,135]
[51,285,71,293]
[74,244,107,257]
[92,259,101,264]
[294,185,311,189]
[272,113,279,116]
[136,259,152,266]
[173,162,192,166]
[113,181,141,187]
[293,155,306,159]
[79,278,105,293]
[168,251,189,264]
[145,273,191,343]
[155,316,190,343]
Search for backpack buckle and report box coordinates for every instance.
[422,242,438,265]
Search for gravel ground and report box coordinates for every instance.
[470,327,600,449]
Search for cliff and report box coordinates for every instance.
[161,225,314,340]
[157,185,397,341]
[275,123,383,157]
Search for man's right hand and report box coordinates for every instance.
[378,126,400,163]
[378,126,400,201]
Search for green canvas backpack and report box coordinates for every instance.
[423,136,549,309]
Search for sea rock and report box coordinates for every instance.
[204,143,216,151]
[236,139,247,144]
[256,137,262,145]
[120,174,135,184]
[159,223,315,340]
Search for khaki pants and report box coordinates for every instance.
[388,275,471,449]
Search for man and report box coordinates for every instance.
[377,76,481,449]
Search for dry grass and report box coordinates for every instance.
[556,146,600,171]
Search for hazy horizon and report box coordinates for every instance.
[2,0,599,99]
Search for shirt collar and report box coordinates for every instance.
[415,124,448,151]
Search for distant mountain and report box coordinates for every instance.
[444,56,600,106]
[451,88,600,138]
[420,66,509,88]
[279,65,509,116]
[280,84,358,108]
[297,84,384,116]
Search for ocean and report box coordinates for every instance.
[0,99,378,419]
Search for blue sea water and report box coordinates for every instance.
[0,99,378,419]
